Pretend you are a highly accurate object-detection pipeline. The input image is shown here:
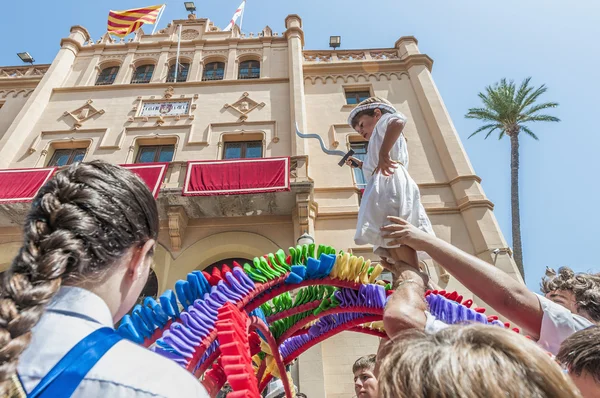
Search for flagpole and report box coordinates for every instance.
[239,0,246,32]
[152,4,166,34]
[174,24,182,82]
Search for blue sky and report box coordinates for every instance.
[2,1,599,290]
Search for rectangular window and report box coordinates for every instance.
[345,90,371,105]
[223,141,263,159]
[350,142,368,189]
[135,145,175,163]
[47,148,86,167]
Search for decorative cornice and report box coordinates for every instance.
[394,36,419,48]
[305,71,409,85]
[52,77,290,93]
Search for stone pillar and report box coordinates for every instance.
[79,48,103,86]
[152,46,170,83]
[226,44,238,80]
[293,191,316,243]
[0,26,89,168]
[114,49,136,84]
[398,36,522,282]
[285,15,308,157]
[261,41,272,78]
[189,45,204,81]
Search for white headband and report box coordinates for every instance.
[348,102,398,126]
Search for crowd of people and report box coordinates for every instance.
[0,96,597,397]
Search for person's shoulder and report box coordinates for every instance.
[383,112,408,128]
[91,339,209,398]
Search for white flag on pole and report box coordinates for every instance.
[224,0,246,31]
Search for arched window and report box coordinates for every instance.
[95,66,120,86]
[202,62,225,81]
[203,258,252,275]
[238,60,260,80]
[131,64,154,84]
[167,62,190,83]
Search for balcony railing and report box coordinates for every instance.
[95,79,116,86]
[131,78,152,84]
[238,73,260,80]
[166,76,188,83]
[202,75,224,81]
[303,49,400,63]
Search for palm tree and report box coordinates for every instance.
[465,77,559,278]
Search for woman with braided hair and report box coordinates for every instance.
[0,161,208,397]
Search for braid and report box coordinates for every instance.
[0,161,158,394]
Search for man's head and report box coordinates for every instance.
[557,326,600,398]
[378,325,580,398]
[541,267,600,323]
[353,354,378,398]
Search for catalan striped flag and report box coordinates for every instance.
[107,4,164,37]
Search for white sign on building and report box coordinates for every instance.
[140,101,190,117]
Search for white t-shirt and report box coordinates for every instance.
[18,286,209,398]
[535,293,594,355]
[424,311,450,334]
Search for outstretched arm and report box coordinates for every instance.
[381,261,429,339]
[381,216,544,339]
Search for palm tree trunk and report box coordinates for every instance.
[510,133,525,279]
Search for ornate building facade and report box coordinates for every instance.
[0,14,520,397]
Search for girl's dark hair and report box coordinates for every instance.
[0,161,159,394]
[350,108,393,128]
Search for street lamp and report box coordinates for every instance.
[329,36,341,50]
[184,2,196,13]
[296,233,314,246]
[17,52,35,65]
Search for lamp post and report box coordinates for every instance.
[17,52,35,65]
[296,233,314,246]
[184,2,196,18]
[329,36,341,50]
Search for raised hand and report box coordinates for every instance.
[381,216,433,252]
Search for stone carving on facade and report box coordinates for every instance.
[223,93,265,122]
[167,206,189,251]
[100,54,126,62]
[163,86,175,99]
[337,52,366,61]
[370,50,399,60]
[304,72,409,85]
[304,52,332,63]
[261,26,273,37]
[63,100,105,130]
[181,29,200,40]
[0,66,49,79]
[223,92,265,121]
[238,48,262,55]
[0,89,34,98]
[134,52,161,61]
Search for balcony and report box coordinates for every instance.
[157,156,311,219]
[0,156,312,227]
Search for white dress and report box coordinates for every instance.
[354,112,434,261]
